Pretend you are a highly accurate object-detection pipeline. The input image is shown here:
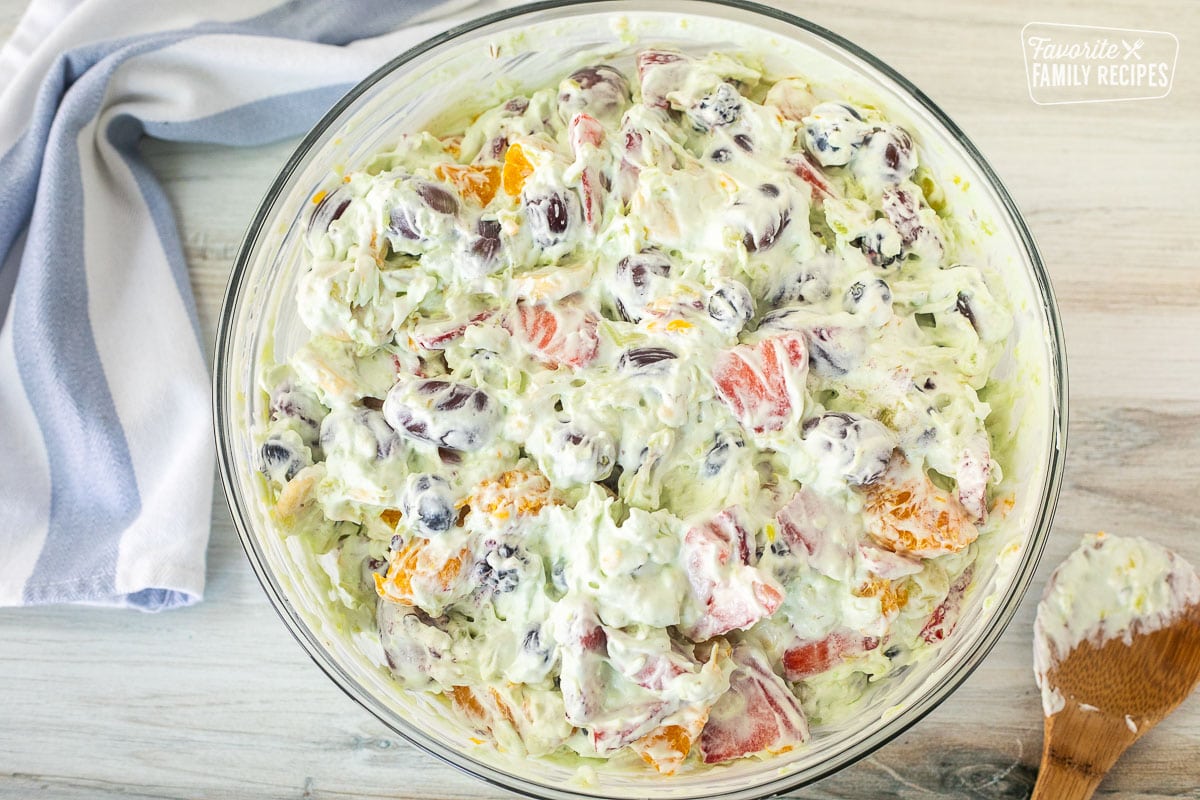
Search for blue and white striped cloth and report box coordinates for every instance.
[0,0,503,610]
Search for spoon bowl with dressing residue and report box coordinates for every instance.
[1032,533,1200,800]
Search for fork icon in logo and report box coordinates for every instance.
[1122,38,1145,60]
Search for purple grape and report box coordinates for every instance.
[470,217,503,262]
[858,126,916,184]
[383,379,500,452]
[845,278,892,309]
[706,280,755,332]
[618,346,677,372]
[688,83,742,130]
[558,64,630,123]
[956,292,980,332]
[804,102,869,167]
[416,182,458,215]
[403,474,456,535]
[268,380,325,445]
[801,412,894,486]
[613,249,671,322]
[388,206,420,240]
[259,437,305,483]
[319,407,402,460]
[743,209,790,252]
[851,224,901,268]
[702,430,744,477]
[771,269,830,306]
[524,191,576,246]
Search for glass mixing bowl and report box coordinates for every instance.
[214,1,1068,797]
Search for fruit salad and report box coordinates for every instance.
[257,49,1014,773]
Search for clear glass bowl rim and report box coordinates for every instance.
[213,1,1069,798]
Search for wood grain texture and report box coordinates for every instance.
[1,0,1198,798]
[1031,605,1200,800]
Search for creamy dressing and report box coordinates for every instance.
[1034,532,1200,716]
[257,51,1015,772]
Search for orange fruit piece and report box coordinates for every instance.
[502,142,534,197]
[632,715,708,775]
[853,576,909,617]
[380,508,402,529]
[862,458,978,558]
[434,163,500,207]
[469,469,558,521]
[374,537,468,606]
[448,686,521,749]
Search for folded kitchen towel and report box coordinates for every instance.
[0,0,501,610]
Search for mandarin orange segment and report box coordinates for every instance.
[632,714,707,775]
[449,685,517,736]
[434,163,500,207]
[853,576,909,617]
[374,537,468,605]
[469,469,559,521]
[380,508,403,529]
[450,685,487,721]
[862,458,978,558]
[502,143,534,197]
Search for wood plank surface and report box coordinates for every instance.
[1,0,1197,798]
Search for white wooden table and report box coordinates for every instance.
[2,1,1198,797]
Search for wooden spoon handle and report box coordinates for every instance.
[1032,704,1140,800]
[1030,751,1107,800]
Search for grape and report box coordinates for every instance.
[688,83,743,130]
[801,412,895,486]
[524,191,577,246]
[388,180,459,244]
[706,279,755,333]
[259,437,305,483]
[736,183,792,253]
[702,430,745,477]
[403,474,456,535]
[612,249,671,322]
[618,346,678,373]
[388,205,420,241]
[474,541,528,595]
[951,293,977,332]
[540,425,617,486]
[416,182,458,215]
[308,188,350,235]
[771,269,830,307]
[851,218,903,268]
[844,277,894,327]
[320,407,403,460]
[857,126,916,184]
[803,102,869,167]
[742,208,790,253]
[267,379,324,445]
[470,217,502,262]
[558,64,631,124]
[383,379,500,452]
[881,186,923,245]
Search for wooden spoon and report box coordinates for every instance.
[1031,602,1200,800]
